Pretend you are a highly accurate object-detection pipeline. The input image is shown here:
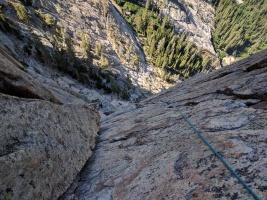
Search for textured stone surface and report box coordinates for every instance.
[159,0,219,64]
[0,46,60,103]
[0,48,100,199]
[0,94,100,200]
[62,49,267,199]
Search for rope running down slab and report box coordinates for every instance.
[175,106,261,200]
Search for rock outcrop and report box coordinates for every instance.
[0,0,164,98]
[0,45,60,103]
[62,49,267,199]
[0,0,220,98]
[159,0,218,58]
[0,50,100,199]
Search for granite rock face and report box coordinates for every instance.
[0,50,100,200]
[0,46,60,103]
[158,0,219,60]
[62,49,267,199]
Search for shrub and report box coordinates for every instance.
[33,37,53,64]
[43,14,54,26]
[121,89,130,100]
[0,11,13,32]
[111,84,121,95]
[36,10,54,26]
[123,2,140,13]
[115,0,125,6]
[0,10,22,39]
[12,2,29,22]
[91,99,99,103]
[100,54,109,68]
[80,33,91,57]
[95,42,102,56]
[188,3,193,9]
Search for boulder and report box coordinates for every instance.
[0,94,100,200]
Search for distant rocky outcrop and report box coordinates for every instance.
[0,49,100,199]
[62,49,267,199]
[159,0,219,58]
[0,45,59,103]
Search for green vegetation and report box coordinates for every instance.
[121,88,131,100]
[95,42,102,56]
[40,12,55,26]
[43,15,54,26]
[0,6,22,39]
[80,33,91,53]
[91,99,99,103]
[11,2,29,22]
[0,6,13,31]
[100,54,109,68]
[80,32,93,62]
[37,11,54,27]
[33,29,128,99]
[33,36,53,64]
[188,3,194,9]
[212,0,267,59]
[0,2,132,100]
[115,0,213,81]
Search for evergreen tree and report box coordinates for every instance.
[114,0,216,81]
[212,0,267,60]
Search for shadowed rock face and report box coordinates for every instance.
[62,49,267,199]
[0,50,100,200]
[0,46,60,103]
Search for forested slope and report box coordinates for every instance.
[212,0,267,62]
[1,0,266,101]
[114,0,218,81]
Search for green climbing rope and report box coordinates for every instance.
[175,106,261,200]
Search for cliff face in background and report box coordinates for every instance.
[0,0,171,100]
[0,48,100,199]
[0,0,222,101]
[61,49,267,199]
[159,0,217,56]
[0,0,266,99]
